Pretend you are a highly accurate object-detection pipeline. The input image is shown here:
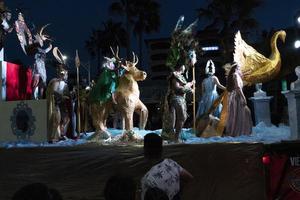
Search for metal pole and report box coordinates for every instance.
[192,66,196,131]
[75,50,81,137]
[88,61,91,85]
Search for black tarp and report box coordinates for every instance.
[0,143,266,200]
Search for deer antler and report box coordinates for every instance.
[110,46,120,61]
[132,52,135,63]
[132,52,138,65]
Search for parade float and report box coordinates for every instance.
[0,4,299,200]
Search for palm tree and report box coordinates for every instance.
[133,0,160,67]
[197,0,263,60]
[109,0,138,59]
[85,29,103,71]
[85,20,127,72]
[101,19,127,55]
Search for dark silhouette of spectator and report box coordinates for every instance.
[141,133,193,200]
[144,132,163,160]
[12,182,63,200]
[104,174,137,200]
[144,187,169,200]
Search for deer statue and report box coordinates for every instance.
[90,47,148,139]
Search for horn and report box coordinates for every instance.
[110,46,120,60]
[134,54,139,65]
[132,52,138,65]
[53,47,65,64]
[132,52,135,63]
[39,24,51,41]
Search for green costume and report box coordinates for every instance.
[89,68,118,104]
[161,15,198,141]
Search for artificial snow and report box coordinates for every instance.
[0,122,291,148]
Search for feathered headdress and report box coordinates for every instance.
[166,15,198,71]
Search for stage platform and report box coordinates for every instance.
[0,142,266,200]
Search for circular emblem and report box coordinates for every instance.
[288,168,300,193]
[10,101,36,139]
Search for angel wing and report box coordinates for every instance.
[233,31,269,84]
[233,30,286,85]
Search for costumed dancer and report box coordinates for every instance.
[196,59,225,118]
[46,47,70,142]
[89,57,120,104]
[14,12,32,54]
[161,15,198,142]
[162,60,194,142]
[215,30,286,136]
[89,47,124,138]
[89,47,123,106]
[0,4,13,49]
[31,25,52,99]
[225,63,252,136]
[79,82,92,133]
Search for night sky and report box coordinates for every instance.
[4,0,300,76]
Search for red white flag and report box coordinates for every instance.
[1,61,32,101]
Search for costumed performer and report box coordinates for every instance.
[162,58,194,142]
[225,63,252,136]
[46,47,70,142]
[89,55,124,105]
[31,25,52,99]
[162,15,198,142]
[0,5,13,49]
[196,59,225,118]
[14,12,32,54]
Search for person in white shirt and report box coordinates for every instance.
[141,133,193,200]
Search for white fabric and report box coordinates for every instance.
[33,48,47,83]
[141,158,183,200]
[2,20,10,31]
[1,61,6,100]
[57,81,67,94]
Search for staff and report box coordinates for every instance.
[189,50,197,131]
[75,50,81,137]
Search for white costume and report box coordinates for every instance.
[15,12,32,54]
[32,45,52,84]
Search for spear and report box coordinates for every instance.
[75,50,81,138]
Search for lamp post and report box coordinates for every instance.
[294,10,300,49]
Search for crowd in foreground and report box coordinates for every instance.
[11,133,193,200]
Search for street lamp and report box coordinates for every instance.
[62,55,68,61]
[296,10,300,25]
[294,10,300,49]
[297,16,300,25]
[294,40,300,49]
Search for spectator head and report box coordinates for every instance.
[12,182,63,200]
[104,175,136,200]
[143,133,163,159]
[144,187,169,200]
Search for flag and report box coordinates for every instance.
[1,61,32,101]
